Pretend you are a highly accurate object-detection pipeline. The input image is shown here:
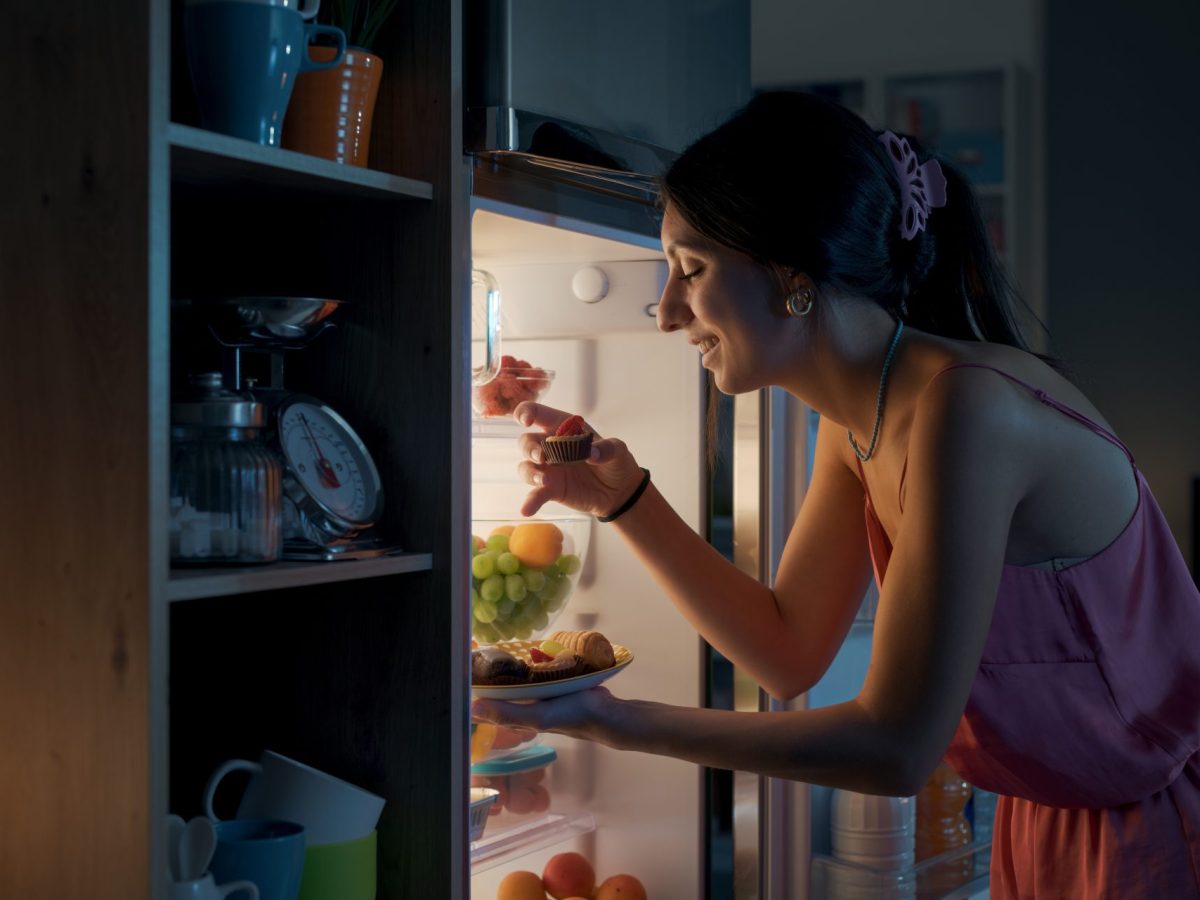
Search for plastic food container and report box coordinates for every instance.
[472,366,554,419]
[469,787,500,842]
[470,745,557,827]
[469,517,590,645]
[470,722,542,764]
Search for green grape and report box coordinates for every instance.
[496,552,521,576]
[504,574,527,603]
[544,590,568,612]
[493,620,516,640]
[523,570,546,593]
[556,554,581,575]
[485,534,510,553]
[473,622,500,644]
[531,610,549,631]
[542,565,561,581]
[480,574,504,604]
[515,624,533,640]
[471,553,496,580]
[475,599,498,623]
[496,597,515,619]
[470,586,481,605]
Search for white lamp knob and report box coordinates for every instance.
[572,266,609,303]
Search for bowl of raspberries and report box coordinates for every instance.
[472,355,554,419]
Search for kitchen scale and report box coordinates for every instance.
[177,296,399,561]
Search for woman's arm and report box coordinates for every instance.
[482,375,1027,792]
[515,404,872,700]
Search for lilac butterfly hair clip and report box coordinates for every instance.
[878,130,948,240]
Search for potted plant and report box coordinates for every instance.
[282,0,401,166]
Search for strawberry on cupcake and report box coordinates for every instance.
[542,414,593,464]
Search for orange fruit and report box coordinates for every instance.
[496,870,547,900]
[596,874,647,900]
[542,852,595,900]
[490,524,516,538]
[508,523,564,569]
[470,723,496,763]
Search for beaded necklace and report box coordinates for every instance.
[847,320,905,463]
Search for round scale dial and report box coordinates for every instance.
[278,397,383,533]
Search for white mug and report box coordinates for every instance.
[203,750,385,847]
[169,873,258,900]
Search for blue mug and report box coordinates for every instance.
[210,819,307,900]
[184,0,346,146]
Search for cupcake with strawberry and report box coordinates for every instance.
[542,414,593,464]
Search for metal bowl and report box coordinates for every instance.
[176,297,345,348]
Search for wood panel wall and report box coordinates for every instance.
[1,0,157,897]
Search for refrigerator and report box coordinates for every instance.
[464,189,827,898]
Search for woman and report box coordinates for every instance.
[471,92,1200,898]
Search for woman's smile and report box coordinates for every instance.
[698,336,720,363]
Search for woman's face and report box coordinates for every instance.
[657,204,792,394]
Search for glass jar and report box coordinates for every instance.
[170,373,282,564]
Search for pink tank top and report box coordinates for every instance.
[858,363,1200,898]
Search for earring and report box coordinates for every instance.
[786,288,814,318]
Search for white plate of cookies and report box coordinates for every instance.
[472,630,633,700]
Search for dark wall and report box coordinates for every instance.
[1045,0,1200,571]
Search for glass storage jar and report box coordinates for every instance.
[170,373,282,564]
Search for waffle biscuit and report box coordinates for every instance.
[547,630,616,672]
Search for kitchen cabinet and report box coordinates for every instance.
[3,0,472,897]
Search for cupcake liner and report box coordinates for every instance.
[542,432,593,464]
[527,654,583,682]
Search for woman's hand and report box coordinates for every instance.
[472,687,623,746]
[513,402,646,519]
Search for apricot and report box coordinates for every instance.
[471,723,497,763]
[542,852,595,900]
[490,525,517,538]
[506,785,538,815]
[529,784,551,813]
[496,869,547,900]
[508,523,564,569]
[596,874,647,900]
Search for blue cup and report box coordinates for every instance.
[210,819,307,900]
[184,0,346,145]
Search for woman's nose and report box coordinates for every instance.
[656,282,693,333]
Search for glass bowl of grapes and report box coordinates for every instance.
[469,516,590,645]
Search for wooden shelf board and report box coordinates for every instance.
[168,123,434,201]
[168,552,433,601]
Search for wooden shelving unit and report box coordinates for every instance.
[4,0,471,897]
[168,123,435,200]
[167,554,434,602]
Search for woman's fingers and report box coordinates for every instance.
[517,431,546,463]
[472,698,544,731]
[516,460,558,516]
[471,687,615,739]
[513,401,572,432]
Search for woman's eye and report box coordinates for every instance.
[678,267,703,281]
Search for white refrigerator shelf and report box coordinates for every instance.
[469,810,597,874]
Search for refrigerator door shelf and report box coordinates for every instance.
[810,838,992,900]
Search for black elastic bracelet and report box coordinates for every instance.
[597,467,652,523]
